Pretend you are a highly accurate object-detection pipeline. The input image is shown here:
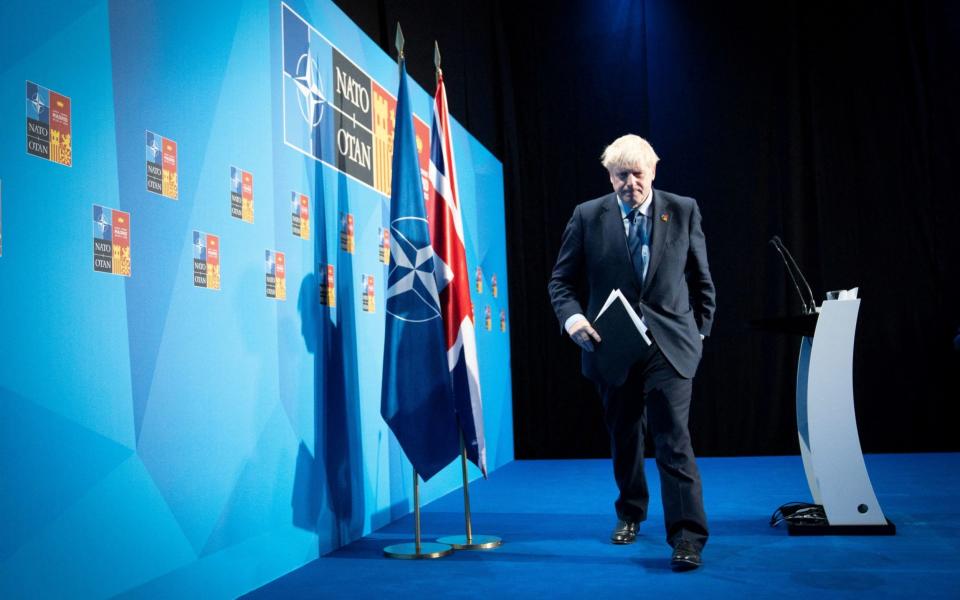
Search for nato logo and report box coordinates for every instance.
[27,81,71,166]
[386,216,442,323]
[282,3,335,165]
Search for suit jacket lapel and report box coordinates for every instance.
[644,189,668,291]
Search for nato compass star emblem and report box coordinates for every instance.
[148,136,162,162]
[386,217,442,322]
[30,91,47,117]
[293,52,326,127]
[95,212,110,238]
[193,232,206,259]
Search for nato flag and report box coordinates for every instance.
[380,60,459,481]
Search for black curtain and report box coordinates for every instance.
[335,0,960,458]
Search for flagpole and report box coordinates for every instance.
[460,439,473,543]
[414,468,421,553]
[436,433,502,550]
[384,468,454,559]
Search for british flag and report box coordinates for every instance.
[426,71,487,477]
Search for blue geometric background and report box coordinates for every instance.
[0,0,513,597]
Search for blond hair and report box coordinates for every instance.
[600,134,659,171]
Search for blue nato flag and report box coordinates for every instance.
[380,60,459,481]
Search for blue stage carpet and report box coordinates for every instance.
[246,454,960,598]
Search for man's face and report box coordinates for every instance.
[609,162,656,207]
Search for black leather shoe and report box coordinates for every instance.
[670,540,702,571]
[610,520,639,544]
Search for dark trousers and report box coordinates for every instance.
[599,343,709,550]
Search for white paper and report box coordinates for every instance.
[597,289,652,346]
[617,292,652,346]
[838,287,859,300]
[596,288,621,319]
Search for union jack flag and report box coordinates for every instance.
[426,71,487,476]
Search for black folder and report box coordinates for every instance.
[591,295,651,386]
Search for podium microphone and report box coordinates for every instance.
[772,236,817,313]
[769,237,815,314]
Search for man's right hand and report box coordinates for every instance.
[569,320,601,352]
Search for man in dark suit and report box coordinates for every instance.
[548,134,715,570]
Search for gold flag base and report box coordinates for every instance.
[383,469,452,559]
[436,534,502,550]
[383,542,453,559]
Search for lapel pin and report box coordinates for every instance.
[660,213,670,222]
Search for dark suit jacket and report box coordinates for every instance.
[548,190,716,380]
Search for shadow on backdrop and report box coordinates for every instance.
[291,162,366,552]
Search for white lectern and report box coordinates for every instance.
[793,298,895,534]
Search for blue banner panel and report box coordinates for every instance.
[0,0,513,597]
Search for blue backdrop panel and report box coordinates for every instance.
[0,0,513,597]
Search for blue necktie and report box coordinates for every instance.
[627,209,650,289]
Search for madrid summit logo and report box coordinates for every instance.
[386,216,441,323]
[378,226,390,264]
[291,192,310,240]
[230,166,254,223]
[319,263,335,307]
[26,81,71,166]
[265,250,286,300]
[146,131,178,199]
[193,230,220,290]
[93,204,130,277]
[361,274,376,313]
